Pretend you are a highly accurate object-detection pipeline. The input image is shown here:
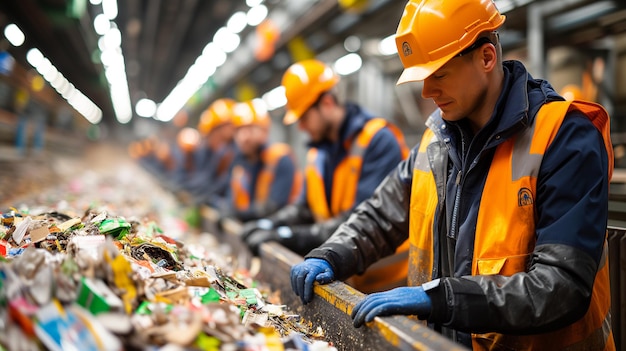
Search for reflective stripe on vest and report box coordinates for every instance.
[306,118,409,222]
[232,143,301,212]
[409,101,614,350]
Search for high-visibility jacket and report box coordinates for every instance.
[306,117,411,293]
[409,100,614,350]
[306,117,409,221]
[231,143,301,213]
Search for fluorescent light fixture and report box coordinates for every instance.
[251,98,268,116]
[89,0,103,4]
[213,27,240,53]
[26,48,44,67]
[156,81,198,122]
[4,24,25,47]
[344,36,361,53]
[262,86,287,111]
[202,42,227,67]
[186,61,216,86]
[378,34,397,56]
[102,0,118,20]
[93,14,111,35]
[246,0,264,7]
[34,58,53,77]
[25,48,102,124]
[247,5,268,26]
[100,47,123,67]
[136,98,157,118]
[227,11,248,34]
[103,28,122,49]
[42,64,59,82]
[334,53,362,76]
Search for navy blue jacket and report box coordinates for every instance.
[226,143,298,222]
[184,141,236,206]
[268,103,405,255]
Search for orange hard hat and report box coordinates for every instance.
[177,127,200,152]
[232,99,271,129]
[155,141,171,162]
[198,98,236,135]
[128,142,141,159]
[395,0,505,84]
[281,59,339,125]
[560,84,584,101]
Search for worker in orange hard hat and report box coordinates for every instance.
[151,139,176,176]
[224,99,302,222]
[241,58,411,294]
[291,0,614,349]
[184,98,238,207]
[170,127,202,191]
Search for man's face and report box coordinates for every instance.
[208,123,235,150]
[421,53,489,124]
[234,124,267,157]
[297,104,332,143]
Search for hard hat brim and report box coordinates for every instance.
[396,52,456,85]
[283,110,301,125]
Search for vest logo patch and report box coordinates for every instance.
[518,187,534,207]
[402,42,412,56]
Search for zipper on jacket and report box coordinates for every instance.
[448,123,468,240]
[449,170,462,239]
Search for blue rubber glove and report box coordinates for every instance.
[351,286,432,328]
[290,258,335,305]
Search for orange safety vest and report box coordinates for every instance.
[409,101,614,350]
[305,118,409,221]
[231,143,302,212]
[306,117,411,293]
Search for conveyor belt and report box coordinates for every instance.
[201,206,468,351]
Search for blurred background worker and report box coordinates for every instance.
[290,0,614,349]
[242,59,410,293]
[185,98,238,207]
[170,127,201,193]
[224,99,301,222]
[13,85,47,157]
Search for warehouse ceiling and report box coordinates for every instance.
[0,0,625,127]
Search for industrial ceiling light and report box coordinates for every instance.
[227,11,248,34]
[247,5,268,26]
[262,86,287,111]
[4,23,25,47]
[334,53,362,76]
[246,0,264,7]
[102,0,118,20]
[377,34,396,56]
[25,48,103,124]
[93,14,111,36]
[135,98,157,118]
[213,27,240,53]
[202,43,227,67]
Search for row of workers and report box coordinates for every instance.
[129,58,411,293]
[134,0,615,349]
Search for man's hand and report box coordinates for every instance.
[290,258,335,304]
[351,286,432,328]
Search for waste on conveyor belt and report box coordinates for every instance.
[0,161,336,351]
